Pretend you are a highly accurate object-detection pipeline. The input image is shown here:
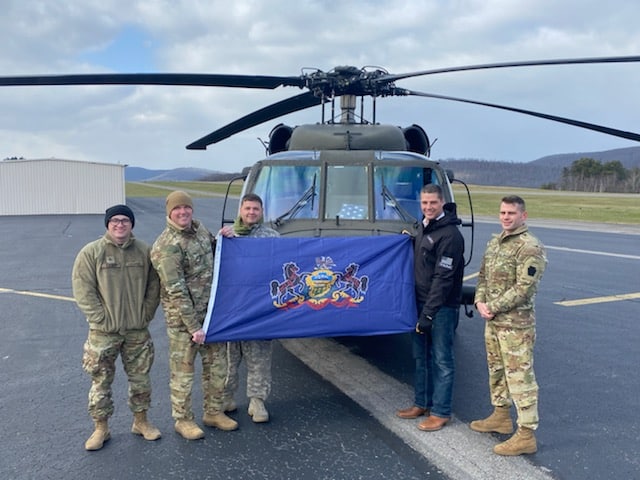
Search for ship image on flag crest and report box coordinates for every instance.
[270,256,369,309]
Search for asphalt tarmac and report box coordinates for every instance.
[0,198,445,480]
[1,197,639,479]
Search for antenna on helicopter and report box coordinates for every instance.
[257,137,269,156]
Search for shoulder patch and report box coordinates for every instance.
[439,256,454,270]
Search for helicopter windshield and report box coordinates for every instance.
[250,154,447,226]
[325,165,369,220]
[374,165,438,221]
[253,165,321,222]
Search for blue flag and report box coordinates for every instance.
[203,235,416,342]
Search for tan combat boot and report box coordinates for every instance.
[131,411,161,440]
[203,412,239,431]
[469,406,513,434]
[493,426,537,455]
[174,419,205,440]
[85,419,110,451]
[248,397,269,423]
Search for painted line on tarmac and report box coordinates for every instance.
[0,287,76,302]
[5,284,556,478]
[281,337,555,480]
[545,246,639,307]
[546,245,640,260]
[555,292,640,307]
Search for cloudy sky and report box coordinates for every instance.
[1,0,639,173]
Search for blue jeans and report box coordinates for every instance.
[412,305,458,418]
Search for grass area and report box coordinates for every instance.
[127,181,639,225]
[126,181,243,197]
[453,184,640,224]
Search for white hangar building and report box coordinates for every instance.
[0,158,125,216]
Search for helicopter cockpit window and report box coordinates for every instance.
[374,166,437,221]
[252,165,321,222]
[325,165,369,220]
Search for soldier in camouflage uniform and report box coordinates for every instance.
[219,193,280,423]
[151,191,237,440]
[72,204,161,451]
[471,195,547,456]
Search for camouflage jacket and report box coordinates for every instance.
[474,224,547,328]
[235,222,280,238]
[72,233,160,334]
[151,218,215,333]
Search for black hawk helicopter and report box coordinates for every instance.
[2,56,640,305]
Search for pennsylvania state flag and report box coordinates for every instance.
[203,235,416,342]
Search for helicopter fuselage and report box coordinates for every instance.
[226,121,454,238]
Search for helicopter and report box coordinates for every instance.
[2,56,640,308]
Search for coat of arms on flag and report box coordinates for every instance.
[269,255,369,309]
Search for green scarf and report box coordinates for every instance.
[233,215,263,236]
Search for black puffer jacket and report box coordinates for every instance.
[414,205,465,318]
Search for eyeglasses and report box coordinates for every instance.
[109,218,131,226]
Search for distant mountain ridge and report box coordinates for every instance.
[126,146,640,187]
[440,146,640,187]
[529,146,640,169]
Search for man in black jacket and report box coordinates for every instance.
[396,184,464,432]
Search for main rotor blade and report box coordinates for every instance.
[381,55,640,83]
[402,88,640,142]
[0,73,304,89]
[187,92,322,150]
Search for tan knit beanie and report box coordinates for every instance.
[166,190,193,216]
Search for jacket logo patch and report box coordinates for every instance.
[439,256,454,270]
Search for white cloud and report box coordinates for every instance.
[1,0,639,171]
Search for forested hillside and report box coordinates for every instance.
[439,146,640,188]
[439,159,563,187]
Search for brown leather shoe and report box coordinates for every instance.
[396,406,428,419]
[418,415,450,431]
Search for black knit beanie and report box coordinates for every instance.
[104,204,135,228]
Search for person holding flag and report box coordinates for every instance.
[219,193,280,423]
[151,191,237,440]
[396,184,465,432]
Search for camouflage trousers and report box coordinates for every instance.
[167,328,227,420]
[82,329,154,420]
[484,322,539,429]
[224,340,273,400]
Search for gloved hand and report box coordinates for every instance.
[415,312,433,334]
